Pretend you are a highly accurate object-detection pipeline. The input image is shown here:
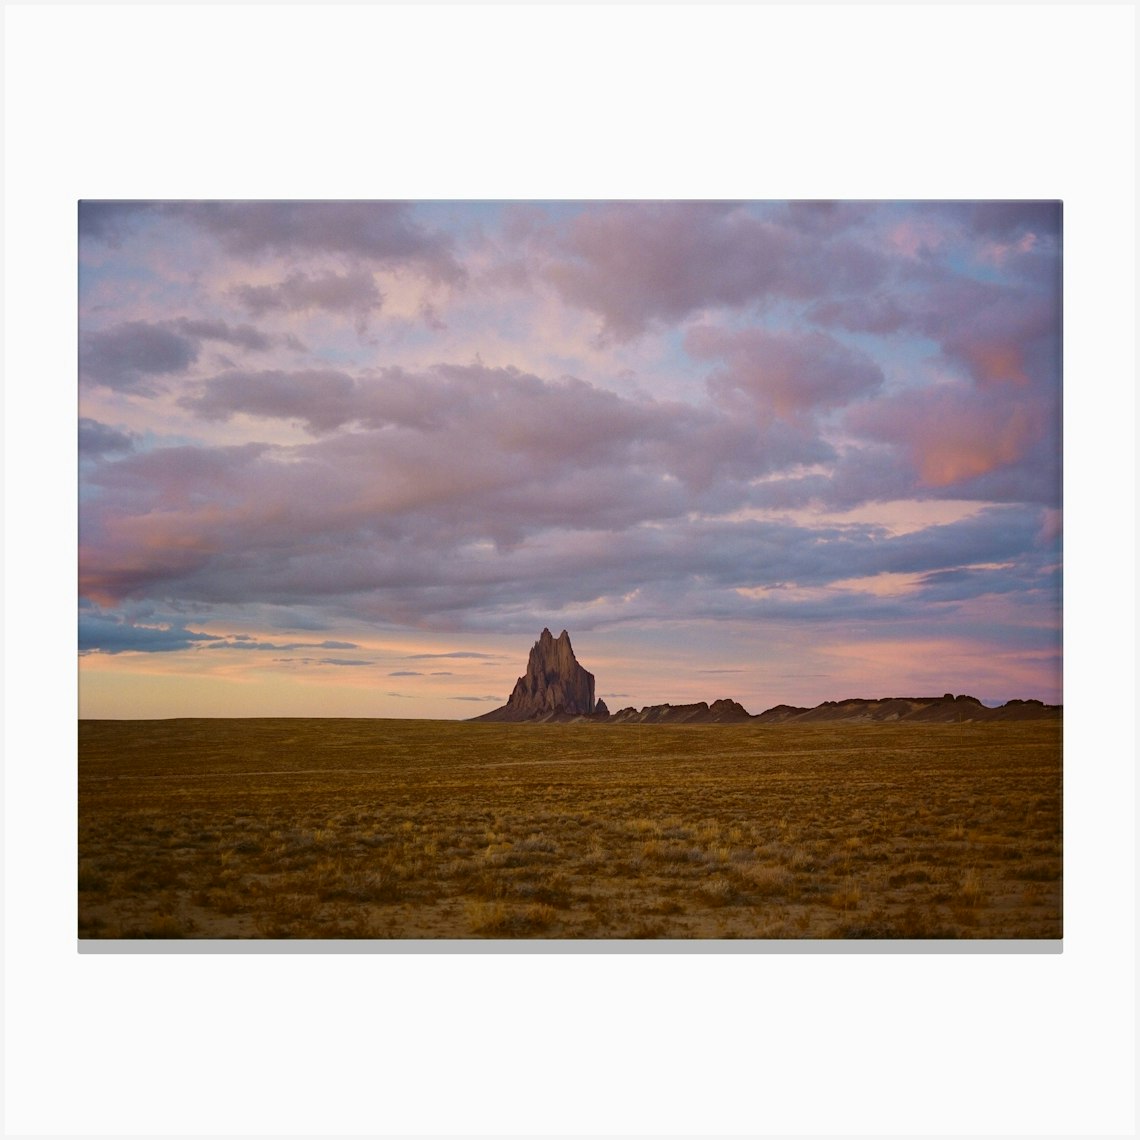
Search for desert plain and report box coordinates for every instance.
[78,717,1061,940]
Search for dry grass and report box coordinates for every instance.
[78,718,1062,940]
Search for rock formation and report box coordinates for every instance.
[752,694,1061,724]
[608,699,752,725]
[470,629,1061,725]
[474,628,596,722]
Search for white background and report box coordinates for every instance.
[3,4,1135,1137]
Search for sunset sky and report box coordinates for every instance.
[78,200,1062,718]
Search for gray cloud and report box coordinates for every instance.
[233,268,382,329]
[79,607,223,655]
[163,201,464,282]
[78,602,365,657]
[81,321,198,392]
[689,324,884,416]
[79,418,135,457]
[80,386,1060,637]
[79,304,1060,637]
[172,318,272,351]
[967,201,1062,242]
[541,201,887,340]
[78,201,157,244]
[180,369,359,433]
[175,363,830,521]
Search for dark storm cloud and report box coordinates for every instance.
[80,321,199,392]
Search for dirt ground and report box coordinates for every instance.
[78,718,1062,940]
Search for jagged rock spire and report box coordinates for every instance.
[476,628,596,721]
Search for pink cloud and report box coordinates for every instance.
[979,231,1039,266]
[886,218,947,259]
[846,382,1045,489]
[688,324,883,418]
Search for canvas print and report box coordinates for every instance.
[78,201,1062,941]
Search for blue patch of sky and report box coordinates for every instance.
[78,261,163,316]
[832,326,945,394]
[307,341,375,367]
[943,251,1007,286]
[628,325,707,406]
[413,200,511,232]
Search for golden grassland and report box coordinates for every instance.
[78,718,1061,940]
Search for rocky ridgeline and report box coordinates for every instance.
[472,631,1061,724]
[608,699,752,725]
[753,693,1061,724]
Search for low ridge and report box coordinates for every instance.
[753,693,1061,724]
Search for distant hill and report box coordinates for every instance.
[608,699,753,725]
[752,693,1061,724]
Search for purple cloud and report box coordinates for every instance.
[181,369,359,433]
[232,268,383,329]
[79,418,134,457]
[163,201,464,282]
[172,318,272,352]
[541,201,886,339]
[843,374,1058,503]
[80,321,198,392]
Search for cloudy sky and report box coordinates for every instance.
[78,200,1061,717]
